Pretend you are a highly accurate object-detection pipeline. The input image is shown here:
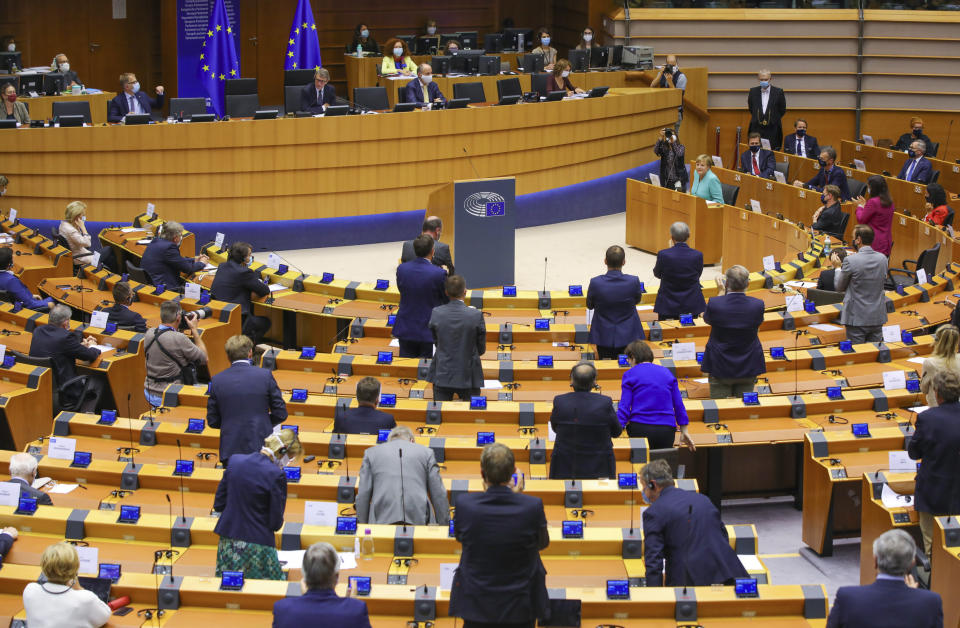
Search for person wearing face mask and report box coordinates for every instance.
[811,184,847,240]
[418,18,440,55]
[8,453,53,506]
[794,145,852,201]
[208,334,288,470]
[894,117,936,157]
[0,82,28,124]
[403,63,446,106]
[651,55,686,134]
[53,54,81,88]
[654,128,687,190]
[0,175,8,197]
[835,224,888,344]
[380,38,415,76]
[106,72,164,122]
[854,175,894,257]
[546,59,584,96]
[747,69,787,150]
[897,140,932,184]
[922,183,951,227]
[739,132,776,179]
[101,281,147,333]
[531,28,557,71]
[443,39,462,55]
[576,27,599,49]
[783,118,819,160]
[210,241,272,345]
[213,428,302,580]
[346,23,379,55]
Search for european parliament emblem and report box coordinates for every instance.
[485,202,506,217]
[463,191,506,217]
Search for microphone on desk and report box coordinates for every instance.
[164,494,176,583]
[125,393,138,469]
[462,147,482,179]
[327,322,353,347]
[176,439,187,524]
[333,95,373,115]
[682,503,693,594]
[541,257,548,296]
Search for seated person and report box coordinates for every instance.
[794,145,851,200]
[816,248,846,292]
[101,281,147,332]
[144,301,208,407]
[894,116,936,157]
[300,68,336,114]
[210,242,271,345]
[923,183,951,227]
[272,542,371,626]
[58,201,96,267]
[898,140,932,184]
[54,53,82,88]
[107,72,165,122]
[576,27,600,50]
[23,542,112,628]
[443,39,461,55]
[0,247,53,311]
[29,304,103,412]
[404,64,446,106]
[531,29,557,71]
[381,38,416,76]
[690,154,724,204]
[346,24,379,55]
[140,221,208,289]
[739,132,776,179]
[546,59,584,96]
[1,82,28,124]
[9,452,52,505]
[811,184,846,238]
[783,118,819,159]
[332,376,397,434]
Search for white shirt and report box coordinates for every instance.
[126,93,142,115]
[795,134,806,157]
[23,582,112,628]
[760,87,770,113]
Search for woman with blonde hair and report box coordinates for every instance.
[213,428,303,580]
[920,324,960,407]
[689,154,723,204]
[58,201,94,266]
[23,542,111,627]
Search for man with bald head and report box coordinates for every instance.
[651,54,686,134]
[403,63,446,106]
[747,69,787,150]
[400,216,454,274]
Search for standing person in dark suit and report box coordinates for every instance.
[738,132,777,179]
[815,248,847,292]
[332,376,396,434]
[271,542,371,628]
[834,225,888,343]
[210,242,271,345]
[29,304,103,411]
[548,362,622,479]
[640,459,747,587]
[897,139,932,184]
[908,369,960,557]
[747,69,786,150]
[587,245,645,359]
[206,335,287,467]
[300,68,337,115]
[826,529,942,628]
[701,265,765,399]
[106,72,164,122]
[794,146,852,200]
[400,216,454,274]
[893,116,936,157]
[449,443,549,628]
[100,281,147,332]
[0,247,53,311]
[783,118,819,160]
[427,274,485,401]
[403,64,446,106]
[140,221,208,290]
[618,341,695,450]
[394,234,448,358]
[653,222,705,320]
[213,429,301,580]
[8,453,52,506]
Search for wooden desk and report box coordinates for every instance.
[626,179,725,264]
[0,362,52,449]
[842,140,960,197]
[930,516,960,628]
[0,219,73,293]
[858,471,919,584]
[99,225,196,270]
[344,53,522,96]
[20,91,116,125]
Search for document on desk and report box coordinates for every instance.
[882,370,907,390]
[439,563,458,590]
[881,483,914,509]
[303,501,337,526]
[120,227,144,233]
[785,281,817,289]
[483,380,503,390]
[338,552,357,570]
[277,550,305,569]
[388,338,400,347]
[809,323,843,332]
[888,450,915,472]
[268,283,287,292]
[91,345,115,354]
[47,483,79,494]
[907,357,927,365]
[136,239,152,245]
[203,263,217,271]
[738,554,763,572]
[636,305,653,311]
[77,547,99,575]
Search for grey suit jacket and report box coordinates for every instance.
[356,439,450,525]
[401,239,454,275]
[835,245,889,327]
[427,300,485,389]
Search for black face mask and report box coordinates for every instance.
[749,145,761,153]
[913,128,923,137]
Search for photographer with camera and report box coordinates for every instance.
[650,54,686,134]
[653,128,687,191]
[144,300,208,407]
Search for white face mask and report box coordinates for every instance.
[421,74,433,84]
[561,70,570,78]
[393,47,404,57]
[7,44,14,52]
[60,62,70,71]
[426,26,436,35]
[279,454,292,468]
[0,190,5,196]
[583,34,592,42]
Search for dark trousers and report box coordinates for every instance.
[626,422,677,449]
[464,622,534,628]
[241,313,272,345]
[398,339,433,359]
[596,345,626,360]
[433,386,480,401]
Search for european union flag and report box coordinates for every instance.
[198,0,240,118]
[285,0,321,72]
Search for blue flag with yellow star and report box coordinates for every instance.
[198,0,239,117]
[285,0,321,72]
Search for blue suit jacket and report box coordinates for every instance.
[403,78,446,105]
[107,90,164,122]
[908,401,960,515]
[805,165,851,200]
[210,259,269,317]
[643,486,747,587]
[826,578,942,628]
[10,477,52,506]
[898,156,932,184]
[141,239,204,289]
[206,361,288,464]
[449,486,548,623]
[393,257,447,343]
[617,362,689,429]
[587,270,644,347]
[0,271,52,311]
[701,292,766,379]
[783,133,820,160]
[29,324,100,408]
[548,390,622,479]
[299,83,337,114]
[100,303,147,332]
[653,243,705,317]
[332,405,396,435]
[213,452,286,547]
[273,588,371,628]
[739,149,776,179]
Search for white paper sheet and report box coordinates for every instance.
[90,345,115,354]
[862,135,874,147]
[483,380,503,390]
[585,309,594,326]
[907,357,928,365]
[303,501,337,526]
[671,342,696,361]
[146,203,155,217]
[785,295,804,312]
[9,209,18,222]
[883,370,907,390]
[0,482,21,506]
[882,325,902,343]
[809,323,842,332]
[184,282,202,299]
[89,311,109,329]
[738,554,763,571]
[762,255,776,271]
[215,232,226,248]
[439,563,458,590]
[881,483,914,509]
[785,281,817,289]
[388,338,400,347]
[751,199,763,213]
[77,547,99,575]
[853,159,866,171]
[636,305,654,311]
[648,173,661,187]
[268,283,287,292]
[120,227,143,233]
[47,483,79,494]
[548,423,556,442]
[277,550,305,569]
[136,239,152,245]
[773,171,786,184]
[888,450,915,472]
[917,269,928,285]
[47,436,77,460]
[692,377,709,383]
[711,156,723,168]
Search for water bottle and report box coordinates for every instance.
[823,235,831,255]
[356,43,363,58]
[353,535,360,556]
[517,32,524,52]
[360,528,374,560]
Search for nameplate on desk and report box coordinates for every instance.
[184,282,202,300]
[785,295,804,312]
[916,269,928,285]
[671,342,696,362]
[303,501,337,526]
[888,450,914,472]
[762,255,775,271]
[77,546,99,575]
[750,200,762,214]
[214,232,225,249]
[0,482,20,507]
[145,203,155,217]
[47,436,77,460]
[89,310,109,329]
[881,325,901,343]
[882,371,907,391]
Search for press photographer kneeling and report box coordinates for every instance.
[144,300,208,407]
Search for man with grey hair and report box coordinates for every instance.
[701,265,765,398]
[8,453,52,505]
[898,139,932,184]
[300,67,337,115]
[29,303,104,411]
[140,220,208,290]
[826,529,942,627]
[271,541,371,626]
[549,362,621,479]
[908,368,960,557]
[747,69,786,150]
[653,221,705,321]
[835,225,888,344]
[356,424,449,525]
[144,300,208,407]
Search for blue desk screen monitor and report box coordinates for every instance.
[562,520,583,539]
[477,431,495,446]
[300,346,316,359]
[118,505,140,523]
[568,285,582,296]
[638,281,645,293]
[618,354,629,367]
[349,576,371,596]
[502,286,517,297]
[291,388,308,402]
[901,330,915,344]
[377,429,391,443]
[336,516,358,535]
[220,570,244,591]
[906,378,921,393]
[104,322,117,334]
[606,579,630,599]
[71,451,92,468]
[742,391,760,405]
[618,472,638,489]
[374,279,389,291]
[839,340,854,353]
[852,423,870,437]
[826,386,844,400]
[679,314,694,326]
[98,563,121,582]
[534,318,550,330]
[735,578,759,598]
[449,519,455,537]
[186,418,205,433]
[321,272,334,284]
[537,355,553,367]
[387,314,396,326]
[174,459,194,476]
[805,300,817,313]
[470,396,487,410]
[770,346,786,359]
[696,351,704,364]
[98,410,116,425]
[16,496,37,515]
[379,393,397,407]
[281,424,299,434]
[376,351,393,364]
[284,466,301,482]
